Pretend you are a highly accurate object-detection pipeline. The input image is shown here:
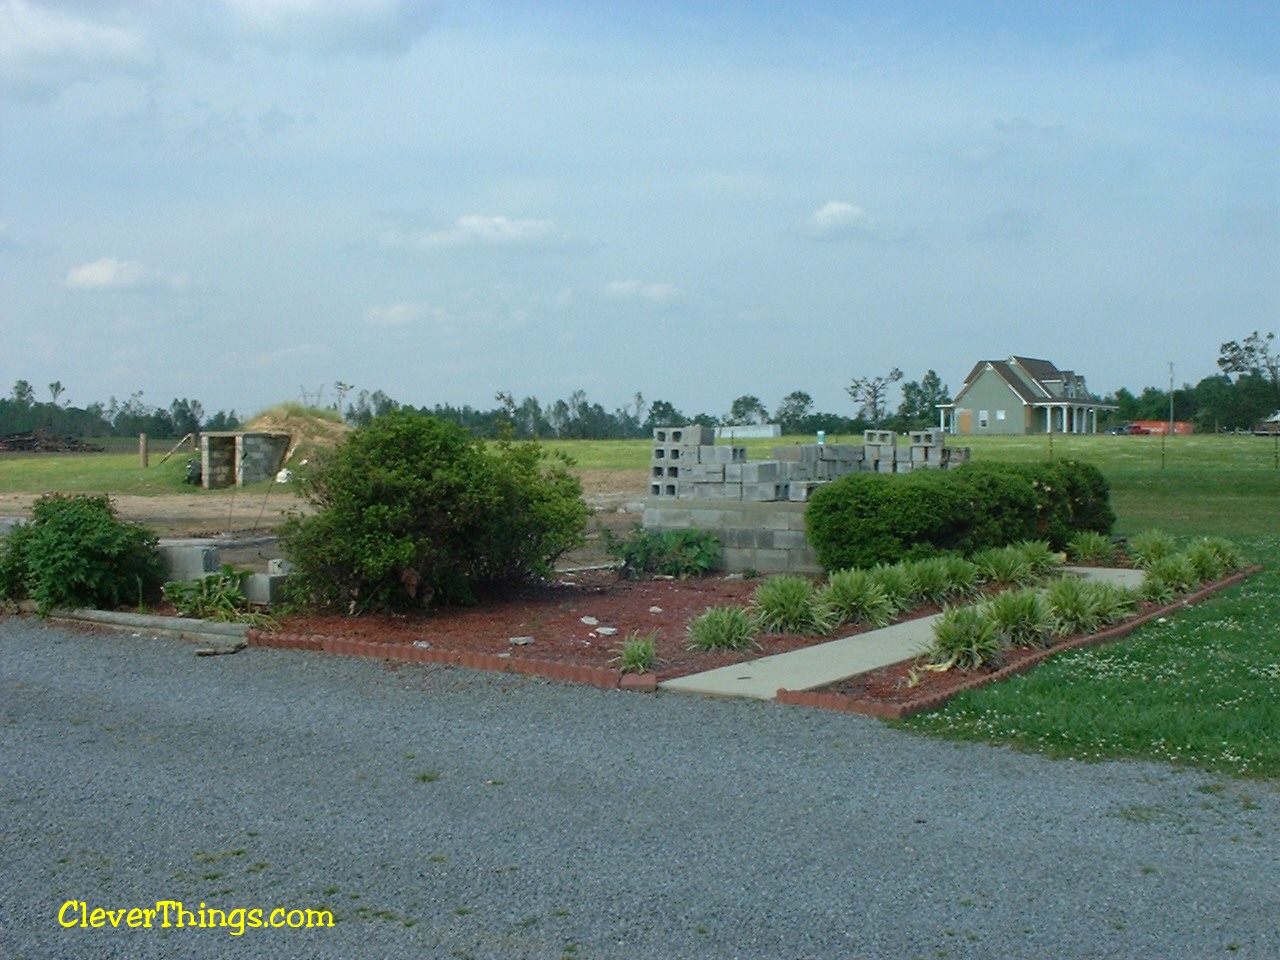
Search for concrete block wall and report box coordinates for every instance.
[642,500,821,575]
[200,432,290,489]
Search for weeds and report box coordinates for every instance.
[610,630,660,673]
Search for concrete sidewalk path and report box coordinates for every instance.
[659,566,1145,701]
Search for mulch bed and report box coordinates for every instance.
[247,566,1260,711]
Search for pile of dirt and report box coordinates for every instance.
[244,405,351,466]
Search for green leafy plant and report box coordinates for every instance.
[1091,581,1140,625]
[281,411,588,612]
[939,555,980,599]
[610,630,660,673]
[0,494,163,615]
[1180,538,1239,583]
[1129,529,1178,569]
[817,568,896,628]
[751,575,833,635]
[1014,540,1063,577]
[163,565,274,625]
[903,556,958,606]
[928,604,1004,670]
[1066,530,1116,565]
[685,605,759,652]
[984,586,1054,648]
[604,526,720,579]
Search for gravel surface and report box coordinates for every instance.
[3,617,1277,960]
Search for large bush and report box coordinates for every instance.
[0,494,164,614]
[282,411,587,611]
[805,460,1114,571]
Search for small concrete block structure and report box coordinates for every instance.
[200,432,291,489]
[244,573,289,605]
[156,540,221,581]
[643,500,820,575]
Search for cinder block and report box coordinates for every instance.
[157,544,220,581]
[680,464,724,482]
[724,463,743,482]
[653,426,715,446]
[244,573,288,605]
[874,459,896,474]
[772,445,803,461]
[782,461,816,481]
[742,482,787,502]
[909,429,945,447]
[268,558,293,575]
[896,461,913,473]
[788,481,821,502]
[741,461,781,483]
[864,430,896,447]
[0,517,26,537]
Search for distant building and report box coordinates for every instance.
[940,356,1116,435]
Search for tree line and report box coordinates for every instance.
[3,332,1275,441]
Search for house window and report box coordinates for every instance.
[996,410,1006,421]
[979,410,989,428]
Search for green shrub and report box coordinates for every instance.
[1181,538,1234,583]
[751,575,833,635]
[0,494,163,615]
[685,605,759,652]
[805,459,1114,572]
[1066,530,1115,565]
[282,411,587,611]
[1014,540,1063,577]
[984,587,1054,648]
[902,556,959,606]
[939,555,980,599]
[1192,537,1244,575]
[817,568,896,628]
[611,630,660,673]
[928,604,1004,670]
[605,526,720,579]
[1091,582,1140,625]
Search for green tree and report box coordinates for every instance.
[774,391,814,433]
[10,380,35,407]
[726,395,769,425]
[895,370,950,429]
[643,399,686,431]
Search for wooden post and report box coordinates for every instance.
[139,433,148,468]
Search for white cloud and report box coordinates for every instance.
[605,279,680,302]
[361,301,444,326]
[380,215,562,250]
[0,0,154,100]
[218,0,433,56]
[63,257,188,292]
[798,201,878,240]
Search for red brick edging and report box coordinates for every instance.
[775,565,1261,719]
[244,628,658,692]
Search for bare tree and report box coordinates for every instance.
[846,367,903,427]
[48,380,65,405]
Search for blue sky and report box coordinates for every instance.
[2,1,1277,420]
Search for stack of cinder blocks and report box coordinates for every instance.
[649,427,747,499]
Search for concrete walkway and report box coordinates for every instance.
[659,566,1146,701]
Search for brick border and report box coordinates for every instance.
[244,627,657,692]
[776,566,1261,719]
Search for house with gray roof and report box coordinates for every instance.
[939,356,1116,435]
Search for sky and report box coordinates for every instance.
[2,0,1277,421]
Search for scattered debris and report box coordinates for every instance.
[0,430,104,452]
[509,635,534,646]
[195,641,248,657]
[596,627,618,636]
[412,640,431,649]
[580,616,599,626]
[649,606,664,614]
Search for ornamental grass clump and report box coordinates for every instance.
[928,604,1004,670]
[971,545,1035,587]
[751,575,834,635]
[1066,530,1116,565]
[1014,539,1063,577]
[939,555,980,599]
[685,605,759,652]
[1045,575,1102,637]
[1181,537,1243,584]
[1142,553,1201,600]
[1128,529,1177,569]
[1091,581,1140,626]
[818,568,896,629]
[868,563,916,614]
[984,586,1054,648]
[610,630,660,673]
[903,556,957,606]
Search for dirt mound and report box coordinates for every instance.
[244,405,351,466]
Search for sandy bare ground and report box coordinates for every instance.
[0,468,652,568]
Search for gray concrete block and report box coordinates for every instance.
[268,558,293,575]
[742,482,787,502]
[741,461,781,483]
[724,463,743,482]
[864,430,896,447]
[680,463,724,482]
[0,517,27,537]
[772,445,803,461]
[157,544,220,581]
[244,573,288,605]
[653,426,715,446]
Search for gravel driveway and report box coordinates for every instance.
[3,618,1277,959]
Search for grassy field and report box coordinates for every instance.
[3,431,1276,778]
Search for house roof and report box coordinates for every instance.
[958,355,1112,407]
